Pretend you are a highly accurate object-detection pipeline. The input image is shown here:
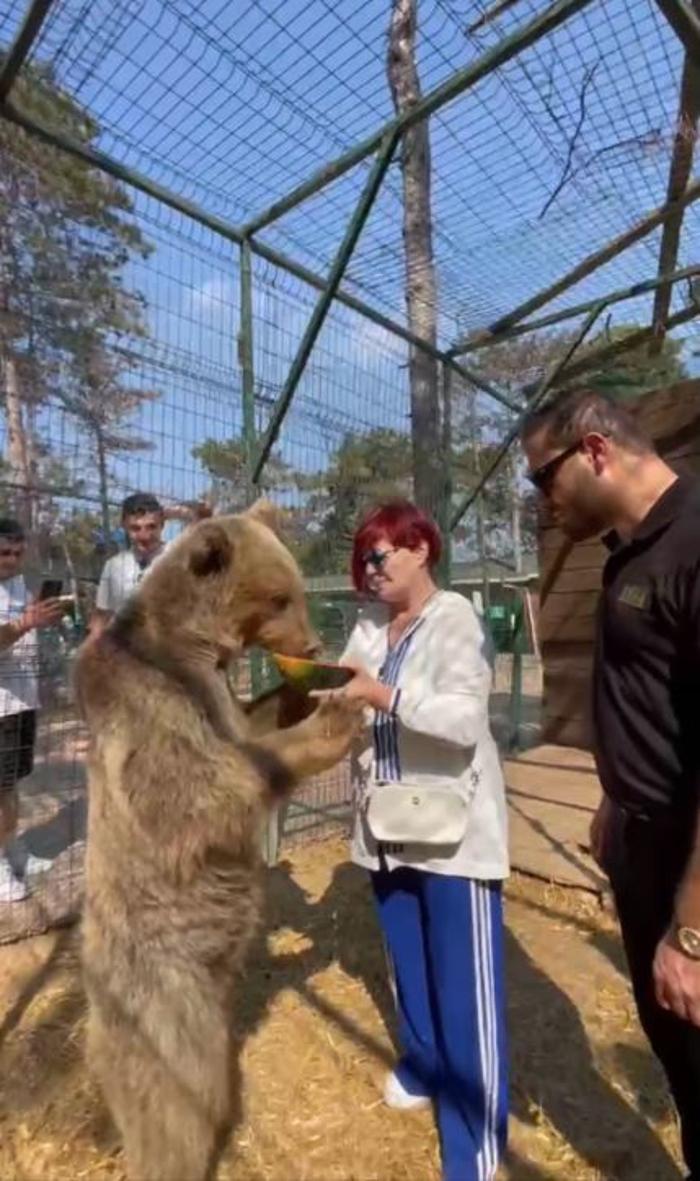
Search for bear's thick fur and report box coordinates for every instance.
[75,501,359,1181]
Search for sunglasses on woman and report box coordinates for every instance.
[361,548,398,570]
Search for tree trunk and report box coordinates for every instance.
[1,351,34,529]
[387,0,442,523]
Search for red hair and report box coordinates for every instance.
[351,500,442,592]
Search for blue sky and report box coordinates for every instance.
[1,0,698,510]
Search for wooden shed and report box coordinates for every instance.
[538,378,700,749]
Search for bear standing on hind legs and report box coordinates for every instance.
[74,500,360,1181]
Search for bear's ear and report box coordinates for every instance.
[187,521,233,577]
[244,497,283,536]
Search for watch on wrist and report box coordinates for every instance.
[676,925,700,960]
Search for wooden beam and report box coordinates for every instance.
[650,0,700,353]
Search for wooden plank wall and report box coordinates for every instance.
[539,379,700,749]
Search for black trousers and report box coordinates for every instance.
[603,802,700,1179]
[0,709,36,789]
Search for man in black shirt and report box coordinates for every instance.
[522,388,700,1180]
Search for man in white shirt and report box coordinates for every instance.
[0,519,66,902]
[90,493,212,637]
[90,492,168,637]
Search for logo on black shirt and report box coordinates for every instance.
[618,584,650,610]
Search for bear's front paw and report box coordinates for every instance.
[290,695,363,776]
[312,694,364,741]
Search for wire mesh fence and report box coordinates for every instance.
[1,0,696,942]
[1,0,696,346]
[0,133,541,940]
[0,137,546,939]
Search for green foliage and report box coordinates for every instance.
[192,428,414,576]
[295,428,413,574]
[191,437,295,512]
[572,323,688,400]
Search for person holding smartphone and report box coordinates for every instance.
[0,519,67,902]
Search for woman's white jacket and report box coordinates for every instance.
[343,590,509,880]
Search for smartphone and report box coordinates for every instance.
[39,578,63,601]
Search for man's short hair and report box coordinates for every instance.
[0,518,26,543]
[521,388,654,455]
[121,492,163,520]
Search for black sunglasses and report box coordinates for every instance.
[528,441,582,493]
[361,547,397,570]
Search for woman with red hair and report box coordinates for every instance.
[337,500,509,1181]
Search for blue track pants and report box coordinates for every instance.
[371,867,508,1181]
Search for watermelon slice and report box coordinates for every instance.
[271,653,354,692]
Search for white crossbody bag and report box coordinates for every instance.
[363,780,471,846]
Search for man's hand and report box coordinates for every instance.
[653,932,700,1025]
[20,598,67,633]
[589,794,613,867]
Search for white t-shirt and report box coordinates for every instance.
[0,575,39,716]
[95,545,167,614]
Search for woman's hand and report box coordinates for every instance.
[314,664,394,712]
[343,665,393,711]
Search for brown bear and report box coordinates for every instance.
[74,500,360,1181]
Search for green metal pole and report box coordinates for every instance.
[655,0,700,63]
[453,361,519,412]
[470,391,490,615]
[450,303,604,533]
[239,238,256,505]
[253,131,399,483]
[241,0,596,236]
[454,263,700,354]
[238,241,280,864]
[508,596,525,753]
[0,100,518,415]
[476,495,490,615]
[450,177,700,355]
[436,361,453,589]
[0,0,56,101]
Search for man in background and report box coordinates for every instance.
[522,388,700,1181]
[90,492,167,636]
[0,518,66,902]
[90,492,212,636]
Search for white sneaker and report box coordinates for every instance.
[0,855,28,903]
[7,840,52,879]
[23,853,53,877]
[383,1070,431,1110]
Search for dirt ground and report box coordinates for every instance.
[0,836,684,1181]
